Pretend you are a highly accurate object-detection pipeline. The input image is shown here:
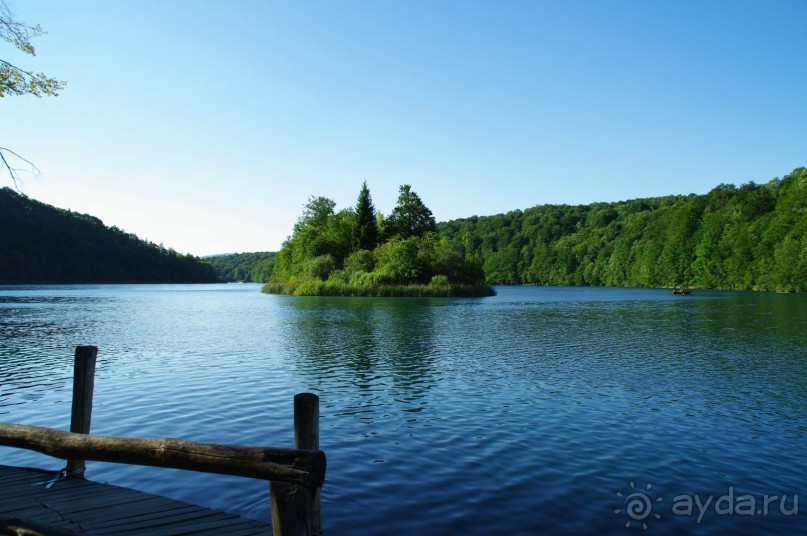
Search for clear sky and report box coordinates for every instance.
[3,0,806,256]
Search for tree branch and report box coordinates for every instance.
[0,57,35,78]
[0,1,45,55]
[0,146,41,189]
[0,58,66,97]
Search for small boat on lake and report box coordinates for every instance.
[672,287,692,295]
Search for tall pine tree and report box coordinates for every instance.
[355,181,378,251]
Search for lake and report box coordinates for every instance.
[0,284,804,534]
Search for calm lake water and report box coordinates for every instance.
[0,284,804,535]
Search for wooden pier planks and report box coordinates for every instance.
[0,465,271,535]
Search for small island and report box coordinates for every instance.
[263,183,495,297]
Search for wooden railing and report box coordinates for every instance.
[0,346,325,536]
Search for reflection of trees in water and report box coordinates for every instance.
[283,298,442,417]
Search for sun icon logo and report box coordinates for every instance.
[614,481,663,529]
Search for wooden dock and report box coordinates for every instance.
[0,464,271,535]
[1,347,326,536]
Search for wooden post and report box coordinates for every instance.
[66,345,97,477]
[294,393,321,535]
[270,392,322,536]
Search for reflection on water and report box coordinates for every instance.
[286,297,440,415]
[0,284,804,535]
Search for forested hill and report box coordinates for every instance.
[0,188,217,283]
[203,252,276,282]
[438,167,807,292]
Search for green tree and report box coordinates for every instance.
[293,196,337,258]
[384,184,437,239]
[265,185,492,296]
[204,251,276,282]
[354,181,378,251]
[376,236,425,283]
[295,196,336,234]
[1,0,66,186]
[271,197,336,282]
[483,247,520,284]
[322,208,357,264]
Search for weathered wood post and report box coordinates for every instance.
[294,393,321,535]
[66,345,97,477]
[270,392,322,536]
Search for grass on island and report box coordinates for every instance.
[262,280,496,298]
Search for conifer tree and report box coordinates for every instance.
[355,181,378,251]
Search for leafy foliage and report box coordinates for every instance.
[382,184,437,240]
[438,168,807,292]
[264,184,492,297]
[0,188,217,283]
[0,0,65,98]
[204,252,276,282]
[1,0,67,187]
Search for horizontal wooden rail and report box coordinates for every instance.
[0,422,326,491]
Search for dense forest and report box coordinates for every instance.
[204,252,276,282]
[438,167,807,292]
[4,167,803,291]
[265,183,493,296]
[0,188,217,283]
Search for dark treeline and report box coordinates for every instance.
[204,252,276,282]
[438,168,806,292]
[0,188,217,283]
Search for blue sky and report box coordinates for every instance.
[3,0,806,255]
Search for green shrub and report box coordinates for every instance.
[263,280,495,298]
[305,254,336,281]
[327,269,349,284]
[294,280,327,296]
[344,249,376,275]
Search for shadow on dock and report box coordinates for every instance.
[0,464,271,535]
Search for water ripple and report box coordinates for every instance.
[0,284,804,535]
